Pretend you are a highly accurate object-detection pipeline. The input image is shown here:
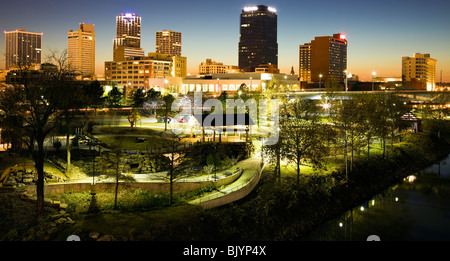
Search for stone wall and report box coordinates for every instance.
[26,168,243,195]
[1,168,62,188]
[197,162,265,209]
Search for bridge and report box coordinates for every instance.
[281,90,449,104]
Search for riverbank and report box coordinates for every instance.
[187,132,450,241]
[1,132,449,241]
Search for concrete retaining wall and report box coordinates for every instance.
[26,169,243,195]
[198,162,265,209]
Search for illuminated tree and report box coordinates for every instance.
[106,86,123,108]
[262,136,284,184]
[156,133,194,205]
[282,98,326,185]
[127,109,141,130]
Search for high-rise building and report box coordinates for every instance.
[105,52,187,96]
[402,53,437,91]
[172,55,187,78]
[146,52,187,78]
[113,13,144,61]
[4,29,42,69]
[156,30,182,57]
[299,43,311,82]
[238,5,278,72]
[68,23,95,77]
[301,33,347,84]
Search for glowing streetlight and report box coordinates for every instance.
[372,71,376,91]
[217,78,220,93]
[319,74,323,90]
[344,70,348,92]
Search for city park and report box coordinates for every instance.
[0,62,449,241]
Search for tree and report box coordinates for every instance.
[356,93,378,158]
[282,98,326,185]
[145,88,161,116]
[132,88,146,108]
[371,93,390,158]
[162,93,175,131]
[427,92,450,140]
[262,136,284,184]
[101,136,134,209]
[384,92,409,148]
[335,98,365,173]
[146,88,161,104]
[106,86,123,108]
[156,133,194,205]
[127,109,140,130]
[0,50,86,221]
[83,80,105,109]
[350,81,363,91]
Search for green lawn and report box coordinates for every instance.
[56,203,201,241]
[277,142,390,179]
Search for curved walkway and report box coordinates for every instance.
[189,156,265,208]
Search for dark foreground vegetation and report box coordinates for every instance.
[176,132,450,241]
[1,130,449,241]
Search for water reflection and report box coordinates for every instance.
[302,154,450,241]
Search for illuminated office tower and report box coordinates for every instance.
[402,53,437,91]
[4,29,42,69]
[238,5,278,72]
[68,23,95,77]
[113,13,144,61]
[299,43,311,82]
[156,30,182,57]
[308,33,347,84]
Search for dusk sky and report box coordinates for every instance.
[1,0,450,81]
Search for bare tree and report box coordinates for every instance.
[101,136,135,209]
[0,50,86,221]
[155,132,194,205]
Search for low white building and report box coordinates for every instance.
[180,73,299,95]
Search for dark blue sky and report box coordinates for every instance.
[1,0,449,81]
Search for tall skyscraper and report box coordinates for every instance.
[402,53,437,91]
[156,30,182,57]
[299,43,311,82]
[301,33,347,84]
[68,23,95,77]
[4,29,42,69]
[238,5,278,72]
[113,13,144,61]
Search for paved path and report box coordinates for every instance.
[189,156,263,207]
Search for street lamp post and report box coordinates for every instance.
[217,78,220,93]
[372,72,376,91]
[92,143,96,185]
[319,74,323,90]
[344,70,348,92]
[213,145,217,182]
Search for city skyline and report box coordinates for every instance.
[1,0,450,81]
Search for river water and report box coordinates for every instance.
[302,154,450,241]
